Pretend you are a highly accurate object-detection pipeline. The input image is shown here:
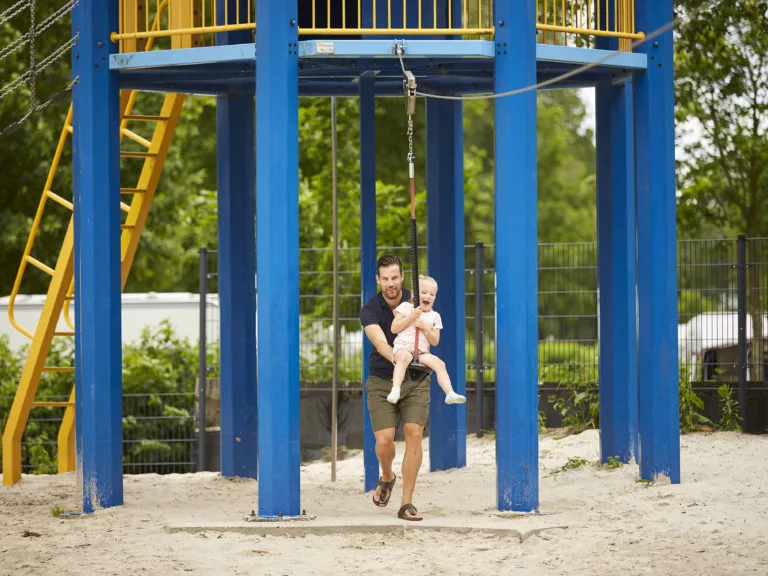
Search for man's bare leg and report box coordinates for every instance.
[373,427,396,504]
[400,422,424,519]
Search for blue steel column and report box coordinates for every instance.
[217,4,258,479]
[256,0,300,516]
[634,0,680,483]
[359,73,378,493]
[426,100,466,471]
[71,0,123,512]
[71,3,82,484]
[596,76,638,464]
[494,0,539,511]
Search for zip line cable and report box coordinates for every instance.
[396,5,705,102]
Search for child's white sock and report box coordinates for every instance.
[387,386,401,404]
[445,391,466,405]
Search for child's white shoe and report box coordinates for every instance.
[387,386,401,404]
[445,391,466,405]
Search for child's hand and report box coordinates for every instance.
[413,317,431,331]
[410,306,423,320]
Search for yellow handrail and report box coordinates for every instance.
[6,106,73,340]
[536,23,643,39]
[111,0,496,43]
[111,0,645,48]
[536,0,642,48]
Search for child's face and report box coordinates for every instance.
[418,280,438,311]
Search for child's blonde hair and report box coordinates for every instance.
[419,274,438,289]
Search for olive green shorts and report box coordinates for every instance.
[366,374,431,432]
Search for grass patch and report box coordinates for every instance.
[604,455,623,470]
[546,456,590,477]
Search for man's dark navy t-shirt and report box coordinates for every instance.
[360,288,412,379]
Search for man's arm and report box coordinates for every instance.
[364,324,394,364]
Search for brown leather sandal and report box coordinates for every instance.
[397,503,423,521]
[372,474,396,507]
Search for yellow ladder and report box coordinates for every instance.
[1,90,185,485]
[1,0,191,485]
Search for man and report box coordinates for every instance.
[359,254,429,521]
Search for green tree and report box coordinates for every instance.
[2,4,598,302]
[675,0,768,377]
[125,96,219,292]
[0,0,76,297]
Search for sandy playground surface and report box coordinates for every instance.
[1,430,767,575]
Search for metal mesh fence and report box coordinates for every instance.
[4,237,767,477]
[538,242,599,384]
[677,239,739,385]
[0,392,197,475]
[205,242,599,389]
[746,238,768,387]
[0,395,66,474]
[122,393,197,474]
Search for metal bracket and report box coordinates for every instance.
[611,72,633,86]
[244,510,316,522]
[394,41,417,116]
[404,71,417,116]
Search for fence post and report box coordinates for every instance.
[737,235,747,426]
[475,242,485,438]
[198,247,208,472]
[331,96,339,482]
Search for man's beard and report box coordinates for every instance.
[384,286,401,300]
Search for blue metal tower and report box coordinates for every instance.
[14,0,680,515]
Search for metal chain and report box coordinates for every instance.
[28,0,36,110]
[0,34,77,100]
[0,0,30,27]
[38,0,78,36]
[0,75,77,137]
[0,1,77,64]
[396,42,417,167]
[0,0,80,136]
[0,32,31,62]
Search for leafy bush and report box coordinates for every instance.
[717,384,741,432]
[28,434,58,475]
[0,322,198,474]
[123,321,197,394]
[679,363,712,432]
[543,344,599,432]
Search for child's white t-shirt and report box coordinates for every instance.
[392,301,443,354]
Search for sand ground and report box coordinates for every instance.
[1,430,767,575]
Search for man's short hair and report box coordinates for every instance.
[376,254,403,275]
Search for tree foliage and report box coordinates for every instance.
[675,0,768,378]
[675,0,768,238]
